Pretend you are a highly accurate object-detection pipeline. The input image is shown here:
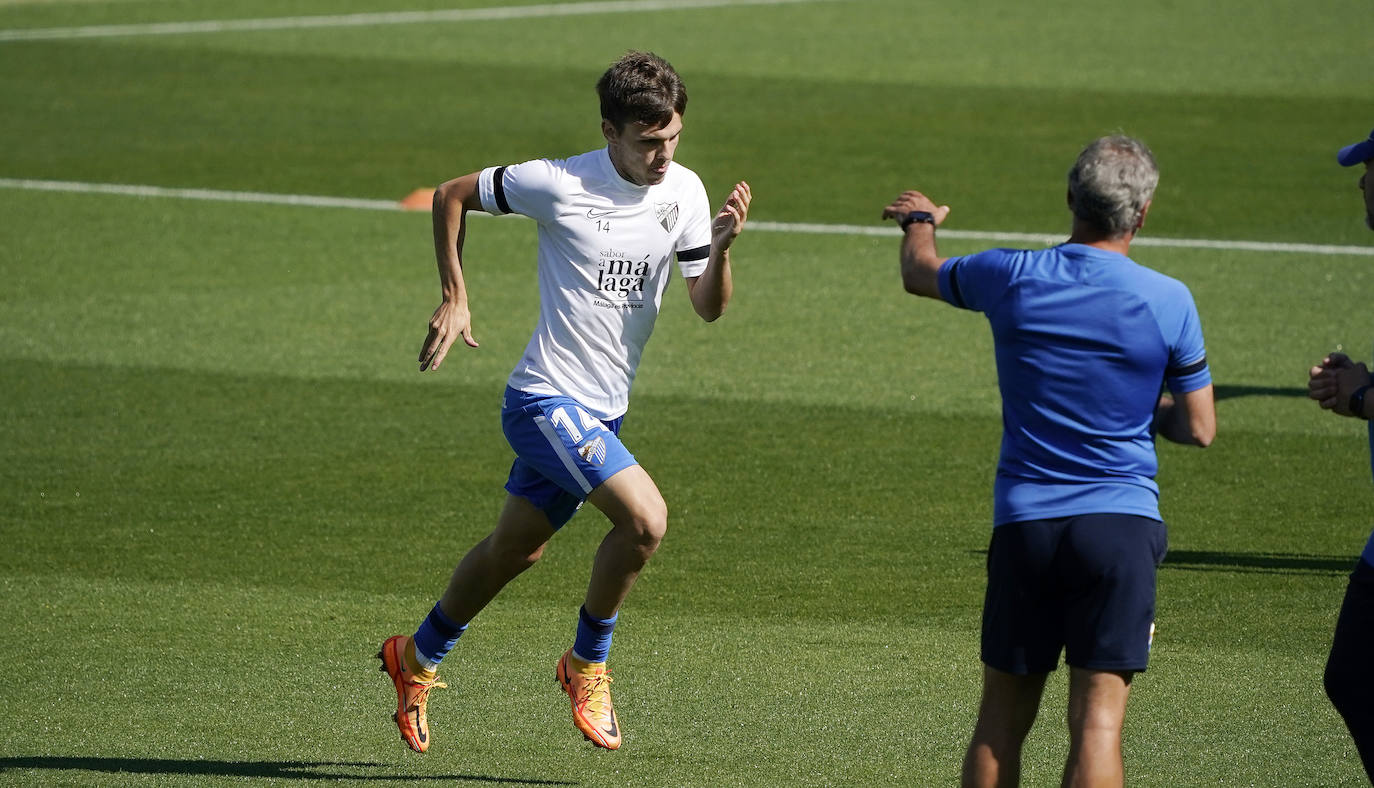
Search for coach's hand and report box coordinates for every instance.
[420,299,478,372]
[881,190,951,225]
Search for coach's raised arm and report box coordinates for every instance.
[880,190,952,299]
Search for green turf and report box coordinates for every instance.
[0,1,1370,242]
[2,0,1373,785]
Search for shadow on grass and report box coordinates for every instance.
[1163,549,1356,575]
[1213,384,1309,401]
[0,757,577,784]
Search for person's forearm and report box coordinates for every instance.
[899,225,944,298]
[1154,401,1193,444]
[1339,368,1374,419]
[690,247,732,322]
[432,183,471,304]
[1155,398,1213,446]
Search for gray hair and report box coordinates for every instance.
[1067,135,1159,237]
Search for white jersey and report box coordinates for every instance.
[476,148,712,420]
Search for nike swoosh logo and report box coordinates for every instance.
[586,208,615,220]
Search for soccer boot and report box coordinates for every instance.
[556,648,622,749]
[377,635,447,753]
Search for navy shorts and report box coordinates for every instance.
[501,387,637,530]
[981,513,1167,674]
[1325,557,1374,779]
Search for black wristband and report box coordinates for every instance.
[900,210,936,231]
[1350,384,1372,420]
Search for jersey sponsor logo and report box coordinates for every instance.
[596,251,651,299]
[655,201,679,232]
[586,207,615,220]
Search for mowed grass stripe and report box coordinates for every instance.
[3,176,1371,258]
[0,4,1369,775]
[0,0,836,42]
[0,354,1363,783]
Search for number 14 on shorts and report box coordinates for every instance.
[551,405,608,465]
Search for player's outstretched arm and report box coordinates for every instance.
[881,190,952,300]
[1154,384,1216,447]
[420,172,485,371]
[688,181,751,322]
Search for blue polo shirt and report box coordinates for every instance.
[938,243,1211,526]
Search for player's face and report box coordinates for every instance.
[603,112,683,186]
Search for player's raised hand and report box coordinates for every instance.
[711,181,752,251]
[881,190,951,225]
[419,299,478,372]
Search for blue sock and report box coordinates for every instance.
[571,605,618,664]
[412,601,467,671]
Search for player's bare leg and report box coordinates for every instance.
[1062,667,1132,788]
[962,666,1049,788]
[379,496,553,752]
[436,495,557,624]
[554,465,667,749]
[584,465,668,618]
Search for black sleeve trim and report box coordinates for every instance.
[1168,356,1208,378]
[492,166,512,215]
[677,244,710,262]
[945,259,967,309]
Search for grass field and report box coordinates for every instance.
[2,0,1373,785]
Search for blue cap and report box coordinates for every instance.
[1337,128,1374,167]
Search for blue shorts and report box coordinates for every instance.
[981,513,1167,674]
[501,387,638,529]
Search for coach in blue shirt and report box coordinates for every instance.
[1306,126,1374,784]
[883,135,1216,788]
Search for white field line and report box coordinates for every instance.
[0,0,833,43]
[3,177,1371,258]
[0,178,402,211]
[750,221,1374,257]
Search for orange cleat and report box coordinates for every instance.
[556,649,621,749]
[377,635,446,753]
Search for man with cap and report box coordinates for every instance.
[1307,126,1374,783]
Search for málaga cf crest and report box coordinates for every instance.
[655,202,679,232]
[577,436,607,466]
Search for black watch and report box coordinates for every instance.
[1351,384,1372,420]
[900,210,936,231]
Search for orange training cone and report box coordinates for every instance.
[399,188,436,211]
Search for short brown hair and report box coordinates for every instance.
[596,51,687,131]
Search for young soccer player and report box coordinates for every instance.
[378,50,751,753]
